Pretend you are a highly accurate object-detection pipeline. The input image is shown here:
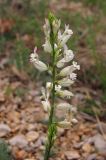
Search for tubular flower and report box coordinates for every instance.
[41,87,51,112]
[56,58,66,68]
[59,66,72,77]
[30,47,48,72]
[58,25,73,47]
[59,61,80,77]
[63,45,74,62]
[58,77,74,87]
[43,39,52,53]
[56,89,74,99]
[41,100,51,112]
[56,45,74,68]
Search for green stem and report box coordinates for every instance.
[44,16,56,160]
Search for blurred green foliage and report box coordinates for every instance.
[0,139,13,160]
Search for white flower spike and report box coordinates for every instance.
[30,13,80,158]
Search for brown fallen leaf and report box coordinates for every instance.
[65,150,80,160]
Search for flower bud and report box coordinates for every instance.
[33,60,48,72]
[43,39,52,53]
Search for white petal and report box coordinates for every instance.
[60,35,70,46]
[43,40,52,53]
[55,84,61,91]
[33,60,48,72]
[41,100,50,112]
[59,66,71,76]
[72,61,80,70]
[58,78,74,87]
[64,25,73,35]
[64,45,74,62]
[70,73,77,80]
[41,87,46,99]
[56,58,65,68]
[46,82,52,89]
[57,89,74,99]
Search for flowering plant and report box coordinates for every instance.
[30,13,80,160]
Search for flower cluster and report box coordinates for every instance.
[30,15,80,129]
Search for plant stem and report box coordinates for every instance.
[44,16,56,160]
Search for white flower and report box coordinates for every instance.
[46,82,52,89]
[33,60,48,72]
[63,45,74,62]
[41,87,51,112]
[58,25,73,47]
[64,25,73,35]
[56,45,74,68]
[56,58,65,68]
[72,61,80,70]
[58,77,74,87]
[30,47,38,62]
[43,39,52,53]
[70,73,77,81]
[41,99,51,112]
[59,66,72,77]
[30,47,48,72]
[55,84,61,91]
[56,89,74,99]
[57,102,74,111]
[57,119,71,128]
[60,61,80,77]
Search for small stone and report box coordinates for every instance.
[9,135,28,149]
[0,123,11,137]
[93,134,106,153]
[8,111,20,123]
[65,151,80,160]
[26,131,39,142]
[87,153,97,160]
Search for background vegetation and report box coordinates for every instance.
[0,0,106,117]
